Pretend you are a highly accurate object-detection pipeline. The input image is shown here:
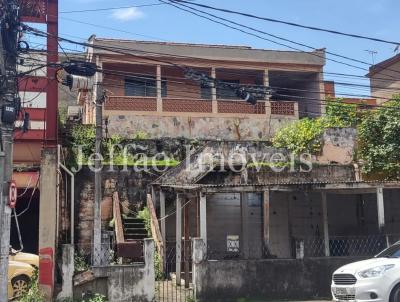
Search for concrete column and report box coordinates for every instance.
[144,239,155,301]
[199,193,207,244]
[176,194,182,286]
[377,187,385,231]
[39,148,58,300]
[318,71,326,115]
[160,190,166,245]
[211,67,218,113]
[192,238,207,300]
[263,190,270,256]
[321,192,330,257]
[156,64,162,112]
[56,244,74,301]
[241,193,249,259]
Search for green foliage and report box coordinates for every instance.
[74,251,90,273]
[273,118,327,154]
[85,294,107,302]
[273,98,359,154]
[325,98,359,127]
[358,96,400,179]
[137,207,151,236]
[16,269,44,302]
[130,130,149,140]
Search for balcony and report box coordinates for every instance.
[104,96,298,117]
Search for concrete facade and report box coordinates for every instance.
[106,113,295,140]
[192,237,362,302]
[74,239,155,302]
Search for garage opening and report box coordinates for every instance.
[10,188,40,254]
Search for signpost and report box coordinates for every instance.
[8,180,17,209]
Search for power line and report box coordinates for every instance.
[22,31,400,85]
[21,42,400,100]
[60,3,165,14]
[169,0,400,46]
[164,0,400,81]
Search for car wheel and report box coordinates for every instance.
[11,275,30,298]
[391,284,400,302]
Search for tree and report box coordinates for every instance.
[358,95,400,179]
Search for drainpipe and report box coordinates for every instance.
[58,145,75,244]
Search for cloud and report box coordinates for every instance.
[111,7,144,21]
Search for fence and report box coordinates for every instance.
[155,240,194,302]
[296,234,400,258]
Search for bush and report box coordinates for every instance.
[16,270,44,302]
[272,98,359,154]
[273,118,327,154]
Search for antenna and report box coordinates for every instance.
[364,50,378,65]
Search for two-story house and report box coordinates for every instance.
[80,37,326,140]
[368,53,400,104]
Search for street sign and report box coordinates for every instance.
[8,180,17,208]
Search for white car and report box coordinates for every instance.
[331,242,400,302]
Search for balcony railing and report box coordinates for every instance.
[105,96,297,116]
[163,98,212,113]
[270,101,296,116]
[105,96,157,111]
[218,99,265,114]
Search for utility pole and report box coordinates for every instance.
[0,0,19,299]
[93,55,104,266]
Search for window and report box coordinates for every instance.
[200,83,212,99]
[216,79,239,100]
[125,76,167,97]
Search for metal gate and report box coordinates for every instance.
[155,241,194,302]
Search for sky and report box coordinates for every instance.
[32,0,400,97]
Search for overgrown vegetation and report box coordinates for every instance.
[273,98,359,154]
[273,95,400,180]
[74,251,90,273]
[16,270,44,302]
[358,96,400,179]
[57,293,107,302]
[66,124,179,169]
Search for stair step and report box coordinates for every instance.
[124,228,148,234]
[123,218,145,223]
[125,234,148,241]
[124,222,146,227]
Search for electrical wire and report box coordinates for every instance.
[164,0,400,81]
[22,29,400,108]
[60,3,165,14]
[22,31,400,84]
[169,0,400,46]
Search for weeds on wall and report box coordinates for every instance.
[273,98,359,154]
[66,124,179,169]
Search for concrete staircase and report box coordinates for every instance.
[123,216,149,242]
